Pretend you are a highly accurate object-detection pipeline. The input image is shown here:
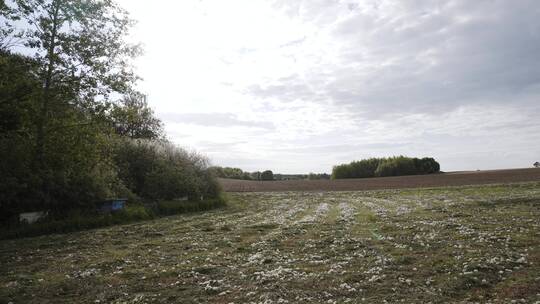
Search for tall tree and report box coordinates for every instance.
[7,0,141,169]
[1,0,141,212]
[110,92,163,139]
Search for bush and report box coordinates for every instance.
[261,170,274,181]
[113,138,221,201]
[332,156,440,179]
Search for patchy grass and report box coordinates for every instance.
[1,182,539,303]
[1,197,227,240]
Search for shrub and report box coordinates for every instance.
[113,138,221,201]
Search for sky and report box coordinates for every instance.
[117,0,540,174]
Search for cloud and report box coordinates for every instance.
[248,0,540,117]
[159,112,275,130]
[120,0,540,173]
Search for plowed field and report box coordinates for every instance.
[220,168,540,192]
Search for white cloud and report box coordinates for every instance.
[117,0,540,173]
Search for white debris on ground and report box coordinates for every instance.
[2,183,540,303]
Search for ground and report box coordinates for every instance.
[219,168,540,192]
[1,182,540,303]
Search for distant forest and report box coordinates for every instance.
[332,156,440,179]
[211,157,440,182]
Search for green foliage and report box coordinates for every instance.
[332,156,441,179]
[250,171,261,180]
[0,50,39,133]
[332,158,382,179]
[0,50,125,218]
[414,157,441,174]
[307,173,330,180]
[0,196,229,239]
[110,92,163,139]
[210,167,279,181]
[0,1,223,228]
[210,166,253,180]
[156,197,227,216]
[374,156,417,177]
[211,167,330,181]
[114,139,221,201]
[260,170,274,181]
[0,0,141,219]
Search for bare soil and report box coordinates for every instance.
[219,168,540,192]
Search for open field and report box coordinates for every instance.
[1,182,540,303]
[219,168,540,192]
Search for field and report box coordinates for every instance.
[1,182,540,303]
[219,168,540,192]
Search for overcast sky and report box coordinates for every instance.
[117,0,540,173]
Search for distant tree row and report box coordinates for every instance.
[306,173,331,180]
[210,167,331,181]
[209,167,252,180]
[209,167,275,181]
[274,173,330,180]
[332,156,440,179]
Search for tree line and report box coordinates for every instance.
[0,0,220,224]
[209,167,275,181]
[332,156,440,179]
[209,167,331,181]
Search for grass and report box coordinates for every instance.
[0,196,227,240]
[0,182,539,303]
[156,197,226,215]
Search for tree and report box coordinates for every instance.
[1,0,140,213]
[113,139,220,201]
[308,173,330,180]
[534,162,540,168]
[332,156,440,179]
[0,51,43,219]
[376,157,417,177]
[110,92,163,139]
[208,166,254,180]
[1,2,26,51]
[261,170,274,181]
[7,0,140,169]
[415,157,440,174]
[0,50,40,133]
[0,1,224,225]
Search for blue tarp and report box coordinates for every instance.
[98,199,126,213]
